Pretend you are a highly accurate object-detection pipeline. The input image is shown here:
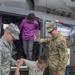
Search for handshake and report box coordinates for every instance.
[34,38,45,43]
[16,58,26,66]
[15,58,26,75]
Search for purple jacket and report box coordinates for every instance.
[19,17,39,40]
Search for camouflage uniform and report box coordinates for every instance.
[44,21,68,75]
[0,23,20,75]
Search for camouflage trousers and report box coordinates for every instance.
[49,67,66,75]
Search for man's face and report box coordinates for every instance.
[7,32,15,42]
[48,28,57,36]
[48,28,55,36]
[28,19,34,23]
[37,63,47,70]
[49,29,54,34]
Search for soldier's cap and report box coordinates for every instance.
[46,21,57,33]
[6,23,20,40]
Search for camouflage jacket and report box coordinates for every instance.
[0,37,16,75]
[44,32,68,72]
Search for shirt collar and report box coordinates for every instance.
[1,36,11,47]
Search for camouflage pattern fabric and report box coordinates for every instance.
[44,32,68,75]
[46,21,56,33]
[0,37,16,75]
[6,23,20,40]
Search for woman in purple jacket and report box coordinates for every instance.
[19,13,39,60]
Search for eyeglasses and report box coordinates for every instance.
[49,29,54,33]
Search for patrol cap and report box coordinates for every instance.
[6,23,20,40]
[46,21,57,33]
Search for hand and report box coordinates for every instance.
[36,34,40,39]
[39,38,44,44]
[20,58,25,63]
[15,71,20,75]
[15,60,20,66]
[35,32,40,39]
[35,35,38,39]
[16,58,25,66]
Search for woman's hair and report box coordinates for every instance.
[38,55,48,64]
[27,13,35,20]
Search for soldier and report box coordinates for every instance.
[0,23,20,75]
[39,21,68,75]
